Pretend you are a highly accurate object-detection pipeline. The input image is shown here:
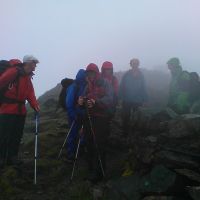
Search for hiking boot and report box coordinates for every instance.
[86,171,104,184]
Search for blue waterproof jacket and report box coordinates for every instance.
[66,69,86,121]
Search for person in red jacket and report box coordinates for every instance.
[0,55,40,168]
[101,61,119,112]
[78,63,113,183]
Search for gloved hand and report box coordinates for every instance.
[34,104,40,113]
[78,96,84,106]
[87,99,95,108]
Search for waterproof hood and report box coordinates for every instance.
[75,69,86,84]
[101,61,113,74]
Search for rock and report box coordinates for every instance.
[153,151,200,169]
[105,175,142,200]
[43,98,58,108]
[92,186,103,200]
[175,169,200,183]
[166,114,200,138]
[142,196,177,200]
[105,166,186,199]
[187,186,200,200]
[131,107,178,135]
[140,165,177,194]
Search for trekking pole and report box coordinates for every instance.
[58,120,75,159]
[70,125,83,182]
[34,112,39,185]
[85,105,105,177]
[70,139,81,181]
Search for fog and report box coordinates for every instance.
[1,0,200,96]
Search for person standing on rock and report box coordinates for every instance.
[119,58,148,136]
[101,61,119,115]
[167,57,191,114]
[0,55,40,168]
[65,69,87,162]
[78,63,113,183]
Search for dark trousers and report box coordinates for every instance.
[84,116,109,177]
[122,102,141,136]
[0,114,25,164]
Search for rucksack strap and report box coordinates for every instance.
[1,97,25,104]
[0,97,25,113]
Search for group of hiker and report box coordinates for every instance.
[64,62,119,183]
[0,55,200,184]
[59,59,148,183]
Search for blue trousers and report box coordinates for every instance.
[66,118,83,158]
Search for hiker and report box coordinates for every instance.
[119,58,148,136]
[65,69,86,162]
[0,55,39,167]
[78,63,113,183]
[189,72,200,114]
[167,57,191,114]
[101,61,119,115]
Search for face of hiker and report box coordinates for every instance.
[167,64,173,71]
[23,62,36,74]
[130,59,139,70]
[87,71,96,81]
[168,64,180,76]
[104,69,113,76]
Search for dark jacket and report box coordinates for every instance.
[119,69,148,103]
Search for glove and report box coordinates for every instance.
[78,96,84,106]
[87,99,95,108]
[34,104,40,113]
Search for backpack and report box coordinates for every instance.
[0,60,11,74]
[0,60,12,101]
[0,60,24,103]
[58,78,74,110]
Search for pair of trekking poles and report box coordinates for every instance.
[57,120,82,181]
[58,105,105,182]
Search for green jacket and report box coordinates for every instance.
[168,67,190,114]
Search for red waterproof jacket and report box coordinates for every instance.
[85,63,114,117]
[0,67,38,115]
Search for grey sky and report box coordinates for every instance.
[1,0,200,96]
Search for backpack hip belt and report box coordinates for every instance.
[1,97,25,105]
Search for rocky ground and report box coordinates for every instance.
[0,103,128,200]
[1,101,200,199]
[1,70,200,199]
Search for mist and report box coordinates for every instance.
[1,0,200,96]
